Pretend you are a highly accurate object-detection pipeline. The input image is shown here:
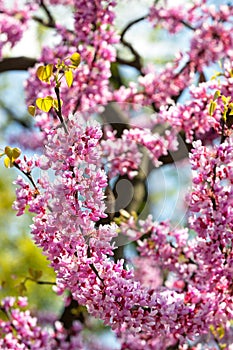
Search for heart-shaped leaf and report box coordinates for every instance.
[36,96,54,112]
[36,64,53,83]
[28,105,36,116]
[70,52,81,68]
[4,146,13,159]
[12,148,21,160]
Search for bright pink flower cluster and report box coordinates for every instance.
[114,2,233,112]
[2,0,233,349]
[114,55,194,109]
[149,1,233,71]
[25,0,118,115]
[0,296,109,350]
[158,80,222,143]
[11,111,227,346]
[100,128,142,179]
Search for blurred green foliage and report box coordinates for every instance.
[0,166,62,312]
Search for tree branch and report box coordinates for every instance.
[0,57,37,73]
[121,16,147,41]
[118,16,147,73]
[39,0,56,27]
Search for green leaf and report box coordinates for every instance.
[70,52,81,68]
[210,71,222,80]
[18,282,27,294]
[213,90,221,101]
[208,100,217,116]
[12,148,21,160]
[4,157,13,168]
[36,96,54,112]
[4,146,13,159]
[217,325,225,339]
[221,95,231,105]
[65,70,73,87]
[36,64,53,84]
[52,98,63,111]
[28,105,36,117]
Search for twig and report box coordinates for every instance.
[13,161,39,191]
[32,15,55,29]
[39,0,55,27]
[54,86,69,134]
[121,16,147,41]
[119,17,146,73]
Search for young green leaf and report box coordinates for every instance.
[221,95,231,105]
[65,70,73,87]
[12,148,21,160]
[208,100,217,116]
[28,105,36,117]
[36,64,53,84]
[52,98,63,111]
[36,96,54,112]
[69,52,81,68]
[213,90,221,101]
[4,157,13,168]
[4,146,13,159]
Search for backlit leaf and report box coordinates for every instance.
[36,64,53,83]
[12,148,21,160]
[70,52,81,68]
[53,98,63,111]
[4,146,13,159]
[65,70,73,87]
[208,100,217,116]
[36,96,54,112]
[28,105,36,116]
[4,157,13,168]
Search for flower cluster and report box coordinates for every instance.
[0,2,37,57]
[114,56,194,110]
[0,296,110,350]
[158,80,222,143]
[2,0,233,349]
[25,0,118,116]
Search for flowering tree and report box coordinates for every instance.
[1,0,233,349]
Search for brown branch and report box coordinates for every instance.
[119,16,147,73]
[32,15,56,29]
[116,56,142,71]
[0,57,37,73]
[39,0,56,27]
[121,16,147,40]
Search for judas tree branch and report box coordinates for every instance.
[121,16,147,40]
[118,16,146,73]
[39,0,56,27]
[0,57,37,73]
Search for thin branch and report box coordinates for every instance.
[54,86,69,134]
[40,0,56,27]
[116,56,143,71]
[32,15,56,29]
[13,161,39,191]
[121,16,147,41]
[180,20,195,31]
[24,277,56,286]
[118,16,146,73]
